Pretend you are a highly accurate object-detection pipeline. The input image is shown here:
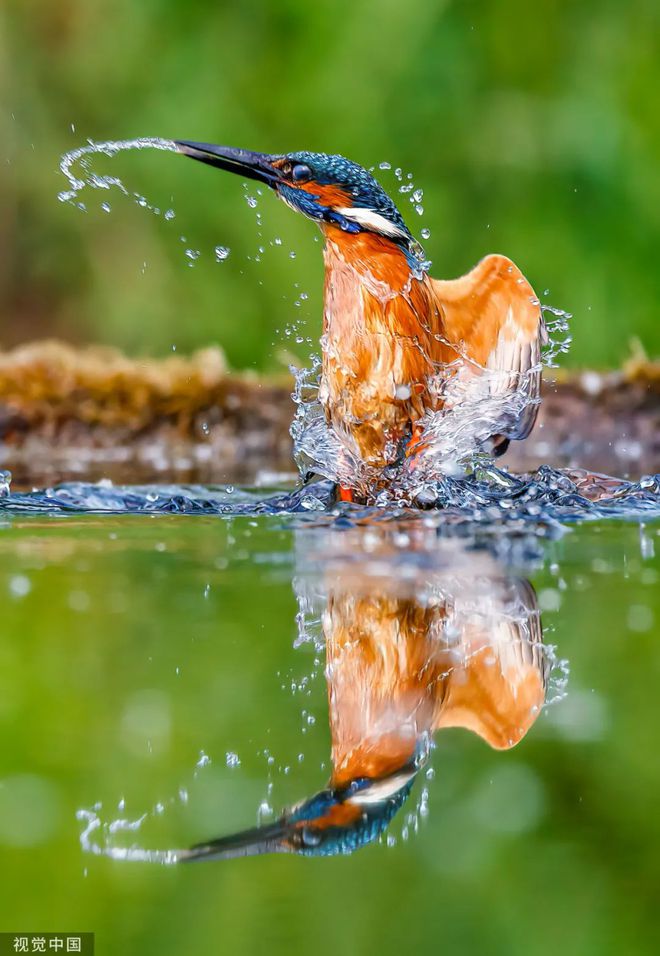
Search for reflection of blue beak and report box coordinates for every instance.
[178,817,293,862]
[180,768,418,862]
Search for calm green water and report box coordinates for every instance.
[1,513,658,955]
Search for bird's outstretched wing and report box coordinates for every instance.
[430,254,546,442]
[433,578,547,749]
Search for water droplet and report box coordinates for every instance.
[225,751,241,768]
[214,245,230,262]
[164,209,176,220]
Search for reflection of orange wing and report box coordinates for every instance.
[431,254,546,441]
[435,580,547,749]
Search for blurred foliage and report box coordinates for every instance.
[0,516,658,955]
[1,0,659,371]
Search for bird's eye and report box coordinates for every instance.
[292,164,312,183]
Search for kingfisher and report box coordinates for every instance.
[180,537,548,861]
[176,142,545,502]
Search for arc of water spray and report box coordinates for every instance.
[58,137,177,206]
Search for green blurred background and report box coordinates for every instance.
[1,0,659,370]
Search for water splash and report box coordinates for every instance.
[544,644,571,705]
[289,284,576,503]
[1,468,658,530]
[374,159,433,268]
[291,362,534,504]
[58,136,176,209]
[76,746,218,864]
[77,808,181,865]
[541,303,573,367]
[58,137,237,269]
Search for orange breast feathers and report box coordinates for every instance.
[325,591,448,788]
[321,230,451,466]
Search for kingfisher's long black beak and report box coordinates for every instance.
[178,817,294,863]
[175,141,280,187]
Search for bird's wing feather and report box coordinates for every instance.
[430,254,546,440]
[433,577,547,749]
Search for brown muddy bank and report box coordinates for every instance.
[0,341,658,488]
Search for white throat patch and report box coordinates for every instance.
[348,770,416,806]
[334,206,408,240]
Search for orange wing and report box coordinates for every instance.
[430,254,546,442]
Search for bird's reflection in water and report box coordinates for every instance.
[182,523,551,861]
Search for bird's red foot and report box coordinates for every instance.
[405,424,428,471]
[338,486,354,503]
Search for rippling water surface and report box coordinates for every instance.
[1,480,659,954]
